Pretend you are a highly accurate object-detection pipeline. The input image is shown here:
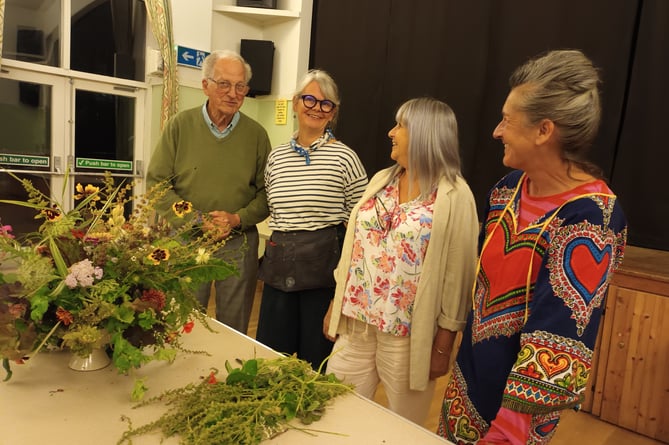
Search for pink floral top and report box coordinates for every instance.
[341,175,435,336]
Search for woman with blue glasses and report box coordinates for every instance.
[256,69,368,371]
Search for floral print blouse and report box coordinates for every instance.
[341,175,435,336]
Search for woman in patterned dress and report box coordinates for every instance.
[323,97,479,425]
[438,50,628,444]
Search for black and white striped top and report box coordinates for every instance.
[265,140,368,231]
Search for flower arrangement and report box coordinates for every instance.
[0,171,236,383]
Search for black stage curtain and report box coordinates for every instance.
[311,0,667,250]
[610,0,669,250]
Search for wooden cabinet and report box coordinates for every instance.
[584,246,669,442]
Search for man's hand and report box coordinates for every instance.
[202,210,238,240]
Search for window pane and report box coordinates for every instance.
[74,90,134,163]
[2,0,147,81]
[71,0,147,81]
[0,77,53,236]
[74,89,135,198]
[1,0,61,67]
[0,77,51,163]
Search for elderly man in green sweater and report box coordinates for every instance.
[147,49,271,334]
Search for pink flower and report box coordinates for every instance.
[0,224,14,239]
[64,259,103,288]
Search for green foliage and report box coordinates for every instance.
[118,355,353,445]
[131,377,149,402]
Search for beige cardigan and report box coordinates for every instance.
[327,168,479,390]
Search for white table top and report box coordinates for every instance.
[0,319,452,445]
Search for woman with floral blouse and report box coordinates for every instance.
[323,97,479,425]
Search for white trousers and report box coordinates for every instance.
[326,317,436,425]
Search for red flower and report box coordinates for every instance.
[140,289,166,311]
[56,307,74,325]
[395,324,409,336]
[207,371,217,384]
[71,229,86,239]
[182,320,195,333]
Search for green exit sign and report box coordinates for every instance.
[0,153,50,167]
[76,157,133,171]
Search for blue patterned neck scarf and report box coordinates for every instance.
[290,128,335,165]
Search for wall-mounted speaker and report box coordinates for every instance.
[240,39,275,97]
[236,0,277,9]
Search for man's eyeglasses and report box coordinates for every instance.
[208,78,249,95]
[300,94,336,113]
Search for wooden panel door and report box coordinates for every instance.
[592,284,669,442]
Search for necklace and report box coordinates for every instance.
[290,128,334,165]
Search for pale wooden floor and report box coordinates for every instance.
[232,281,664,445]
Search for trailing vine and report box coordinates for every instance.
[118,355,353,444]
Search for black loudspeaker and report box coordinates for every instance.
[237,0,277,8]
[240,39,275,97]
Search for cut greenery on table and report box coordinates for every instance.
[118,355,353,444]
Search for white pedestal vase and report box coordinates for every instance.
[68,347,111,371]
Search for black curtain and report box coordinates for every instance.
[610,0,669,250]
[311,0,667,250]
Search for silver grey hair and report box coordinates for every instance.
[293,69,340,127]
[201,49,253,83]
[509,49,603,178]
[391,97,462,196]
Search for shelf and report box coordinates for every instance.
[213,5,299,24]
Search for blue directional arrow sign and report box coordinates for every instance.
[176,45,209,69]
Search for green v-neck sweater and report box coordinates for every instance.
[146,107,272,229]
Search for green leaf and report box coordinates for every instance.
[153,348,177,363]
[281,392,298,420]
[113,304,136,324]
[137,310,157,330]
[241,358,258,376]
[48,238,69,277]
[131,378,148,401]
[111,335,147,374]
[2,358,13,382]
[29,295,50,322]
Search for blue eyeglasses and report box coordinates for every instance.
[300,94,337,113]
